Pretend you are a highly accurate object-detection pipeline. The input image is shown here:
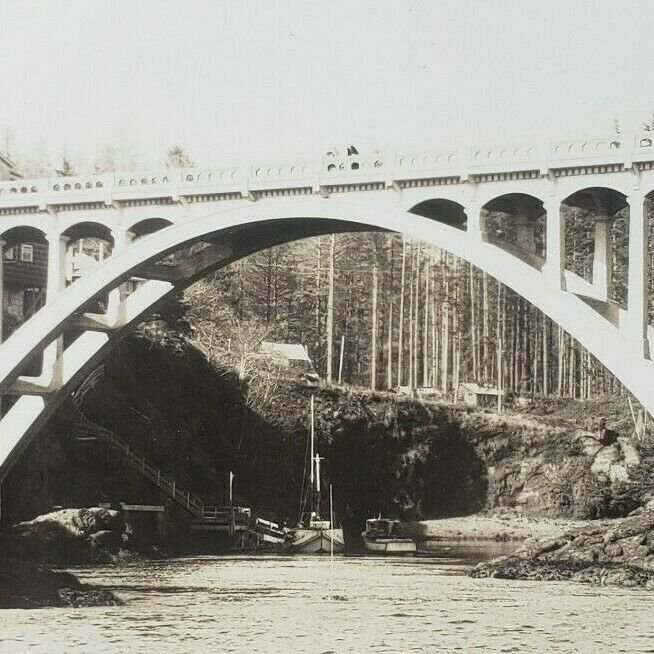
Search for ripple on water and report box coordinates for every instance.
[2,552,653,654]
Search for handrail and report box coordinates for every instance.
[1,133,653,210]
[71,407,209,517]
[68,373,249,523]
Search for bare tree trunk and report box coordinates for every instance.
[408,242,415,389]
[387,300,393,389]
[495,277,501,387]
[542,315,549,396]
[470,265,478,381]
[371,260,378,390]
[326,234,335,383]
[413,241,421,388]
[386,235,395,390]
[397,235,407,387]
[423,248,430,387]
[452,258,460,394]
[533,320,539,396]
[315,238,322,354]
[441,253,450,397]
[482,271,489,383]
[557,326,564,396]
[430,254,438,387]
[500,284,509,388]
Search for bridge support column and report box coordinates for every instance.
[465,201,484,241]
[0,239,4,344]
[105,228,134,325]
[544,198,565,290]
[45,231,69,303]
[626,191,649,358]
[515,218,536,254]
[592,217,613,302]
[41,231,69,386]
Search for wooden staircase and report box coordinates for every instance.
[68,367,247,526]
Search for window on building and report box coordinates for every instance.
[4,246,15,260]
[20,244,34,263]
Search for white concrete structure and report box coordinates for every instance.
[2,133,654,477]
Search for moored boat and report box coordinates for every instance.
[283,395,344,554]
[362,518,417,555]
[283,517,345,554]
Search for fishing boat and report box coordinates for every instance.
[361,518,417,555]
[282,396,345,554]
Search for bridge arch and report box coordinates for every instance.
[0,216,54,237]
[557,177,631,204]
[127,217,174,239]
[1,225,48,249]
[408,198,467,230]
[57,212,120,235]
[1,196,653,476]
[481,192,546,265]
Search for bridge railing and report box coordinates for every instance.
[2,133,653,210]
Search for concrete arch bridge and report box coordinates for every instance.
[2,133,654,477]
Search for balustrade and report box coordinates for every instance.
[1,134,651,212]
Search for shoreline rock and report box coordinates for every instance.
[0,507,167,609]
[5,507,166,566]
[470,509,654,589]
[0,561,122,609]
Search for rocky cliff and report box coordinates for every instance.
[2,336,651,531]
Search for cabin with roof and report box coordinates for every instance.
[259,342,318,377]
[2,240,47,333]
[457,382,503,408]
[0,153,45,333]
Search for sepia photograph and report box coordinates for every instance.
[0,1,653,652]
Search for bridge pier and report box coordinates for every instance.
[543,198,565,290]
[592,216,613,302]
[0,239,4,344]
[40,231,67,385]
[46,231,68,303]
[626,191,649,359]
[465,201,484,240]
[515,217,537,254]
[11,231,69,392]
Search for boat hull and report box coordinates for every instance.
[283,528,345,554]
[362,536,417,555]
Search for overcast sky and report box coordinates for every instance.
[1,1,654,169]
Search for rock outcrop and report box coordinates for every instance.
[471,508,654,589]
[5,507,162,565]
[0,561,121,609]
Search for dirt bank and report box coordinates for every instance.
[412,510,594,542]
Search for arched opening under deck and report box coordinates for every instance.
[481,193,545,268]
[409,198,467,230]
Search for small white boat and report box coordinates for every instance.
[362,518,417,555]
[284,518,345,554]
[284,395,344,555]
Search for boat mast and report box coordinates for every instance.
[310,395,315,486]
[315,453,323,519]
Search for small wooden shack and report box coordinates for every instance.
[457,382,502,408]
[259,342,319,379]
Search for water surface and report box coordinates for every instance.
[1,547,652,653]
